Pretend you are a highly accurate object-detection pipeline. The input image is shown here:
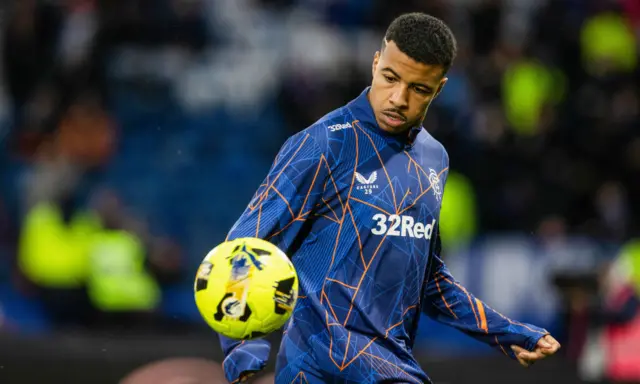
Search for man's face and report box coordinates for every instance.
[369,40,448,134]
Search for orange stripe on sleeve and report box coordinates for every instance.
[475,298,488,333]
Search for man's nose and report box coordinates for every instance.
[389,86,409,109]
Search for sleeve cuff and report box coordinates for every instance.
[222,341,270,382]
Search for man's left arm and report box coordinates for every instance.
[422,226,560,366]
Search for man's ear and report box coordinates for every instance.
[372,51,380,79]
[435,77,448,98]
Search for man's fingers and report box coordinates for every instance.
[538,337,552,349]
[512,335,561,369]
[540,347,555,356]
[511,345,525,354]
[538,335,561,355]
[511,345,537,359]
[544,335,561,350]
[540,343,560,355]
[239,372,256,382]
[519,350,540,360]
[512,345,544,362]
[545,334,560,345]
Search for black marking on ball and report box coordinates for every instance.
[214,293,233,321]
[251,248,271,256]
[239,303,252,322]
[214,293,253,322]
[195,278,208,292]
[274,276,296,315]
[247,331,267,339]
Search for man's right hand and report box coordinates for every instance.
[235,370,259,383]
[222,340,270,383]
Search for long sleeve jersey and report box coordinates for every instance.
[220,88,547,383]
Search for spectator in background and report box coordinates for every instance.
[17,174,181,330]
[580,9,637,78]
[621,0,640,40]
[16,159,98,328]
[86,189,162,330]
[439,170,477,253]
[54,90,116,169]
[557,242,640,384]
[501,45,565,137]
[601,240,640,384]
[592,181,631,243]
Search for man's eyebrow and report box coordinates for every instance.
[381,67,434,91]
[381,67,401,78]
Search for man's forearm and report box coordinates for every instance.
[423,253,548,358]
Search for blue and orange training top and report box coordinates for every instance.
[219,88,548,383]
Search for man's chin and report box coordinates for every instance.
[379,120,411,135]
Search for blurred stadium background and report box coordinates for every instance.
[0,0,639,383]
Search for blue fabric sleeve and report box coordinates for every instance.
[219,131,328,381]
[422,227,548,360]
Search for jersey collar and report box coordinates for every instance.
[347,87,422,149]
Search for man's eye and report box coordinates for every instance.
[384,75,395,83]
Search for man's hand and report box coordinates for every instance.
[511,334,561,368]
[234,370,259,383]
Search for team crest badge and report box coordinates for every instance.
[428,168,442,201]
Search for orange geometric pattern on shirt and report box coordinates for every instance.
[246,122,449,371]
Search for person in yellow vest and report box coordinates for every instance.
[570,242,640,383]
[87,190,161,329]
[580,11,637,77]
[18,186,100,327]
[602,240,640,383]
[502,50,565,136]
[438,170,477,253]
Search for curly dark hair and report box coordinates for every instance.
[384,13,458,73]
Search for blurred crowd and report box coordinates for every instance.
[0,0,639,382]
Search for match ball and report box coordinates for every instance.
[194,238,298,340]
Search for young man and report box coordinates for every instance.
[220,12,560,384]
